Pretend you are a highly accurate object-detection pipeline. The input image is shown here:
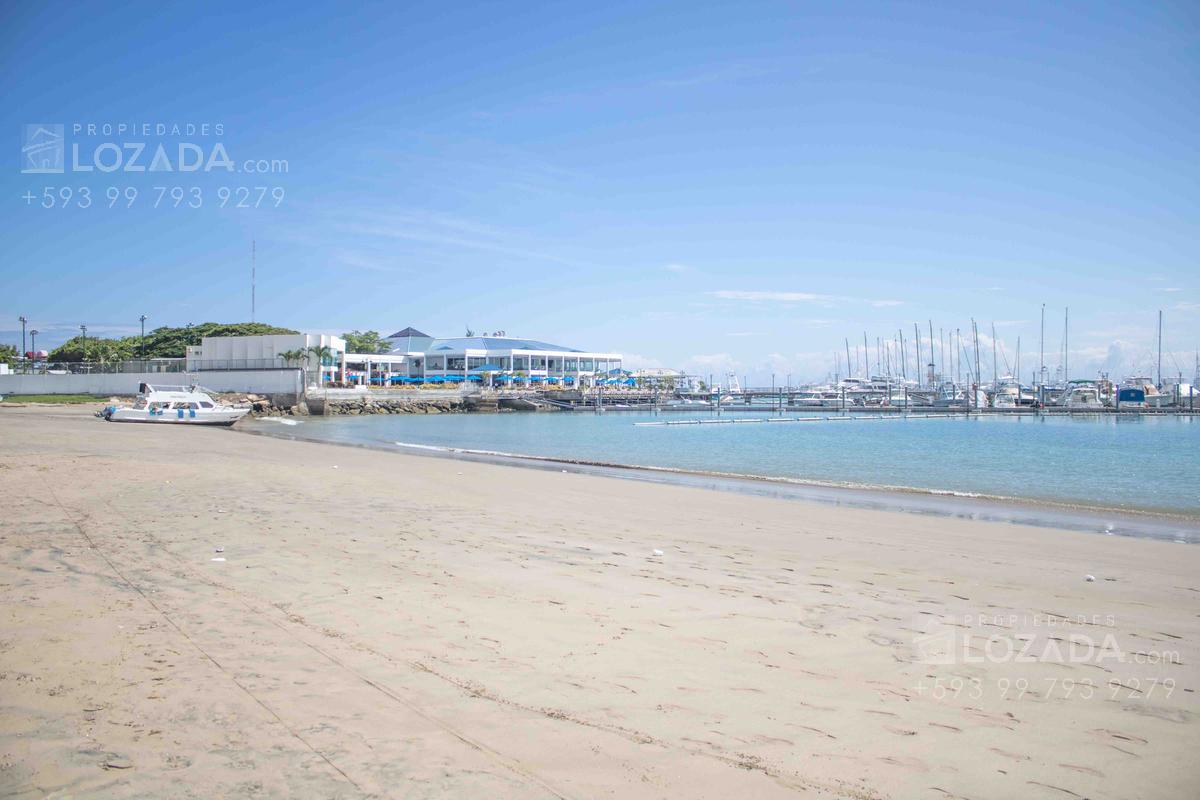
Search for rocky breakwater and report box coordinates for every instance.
[326,396,476,415]
[217,393,307,418]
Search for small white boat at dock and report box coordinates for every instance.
[101,383,249,426]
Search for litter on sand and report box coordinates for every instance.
[652,549,664,557]
[211,557,226,562]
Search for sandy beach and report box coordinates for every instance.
[1,405,1197,799]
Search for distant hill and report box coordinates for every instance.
[48,322,298,361]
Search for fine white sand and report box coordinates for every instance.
[1,405,1197,799]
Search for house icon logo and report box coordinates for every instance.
[21,124,64,173]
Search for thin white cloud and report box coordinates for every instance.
[341,209,594,269]
[708,290,903,308]
[686,353,738,370]
[620,352,663,370]
[665,263,689,274]
[1159,287,1182,292]
[710,290,830,302]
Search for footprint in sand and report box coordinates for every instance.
[884,725,917,736]
[989,747,1030,761]
[1089,728,1148,745]
[1058,763,1105,778]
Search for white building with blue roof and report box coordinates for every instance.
[364,327,622,387]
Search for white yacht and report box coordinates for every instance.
[990,376,1036,408]
[931,382,968,408]
[792,390,825,407]
[101,383,250,426]
[1063,385,1104,409]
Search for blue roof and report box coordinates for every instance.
[425,336,582,353]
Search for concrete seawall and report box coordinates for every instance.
[0,369,303,398]
[0,369,302,412]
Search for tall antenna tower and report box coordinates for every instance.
[251,240,257,322]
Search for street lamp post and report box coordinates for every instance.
[139,314,147,362]
[29,330,38,372]
[80,324,88,372]
[18,316,27,372]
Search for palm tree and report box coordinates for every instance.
[306,344,334,386]
[276,349,304,367]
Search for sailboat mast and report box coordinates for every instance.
[914,323,922,388]
[1063,307,1069,383]
[1016,336,1021,386]
[991,322,998,387]
[1039,303,1045,388]
[928,320,935,385]
[972,319,981,409]
[955,328,961,386]
[1157,309,1163,388]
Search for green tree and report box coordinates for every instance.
[140,322,298,358]
[307,344,333,364]
[341,330,391,354]
[46,322,299,362]
[47,336,91,362]
[276,349,306,367]
[306,344,335,385]
[0,344,17,367]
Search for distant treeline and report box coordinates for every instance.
[48,322,298,362]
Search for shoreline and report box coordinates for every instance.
[237,421,1200,544]
[4,405,1199,799]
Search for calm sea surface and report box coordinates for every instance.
[244,411,1200,518]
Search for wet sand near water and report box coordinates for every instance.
[1,405,1197,798]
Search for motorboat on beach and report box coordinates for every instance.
[100,383,249,426]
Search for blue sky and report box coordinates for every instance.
[2,1,1197,382]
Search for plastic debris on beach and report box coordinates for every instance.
[652,549,664,557]
[1084,574,1096,582]
[212,557,226,562]
[215,546,224,553]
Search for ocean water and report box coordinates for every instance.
[244,410,1200,518]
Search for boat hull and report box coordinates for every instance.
[105,408,248,426]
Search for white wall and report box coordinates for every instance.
[186,333,346,369]
[0,369,302,397]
